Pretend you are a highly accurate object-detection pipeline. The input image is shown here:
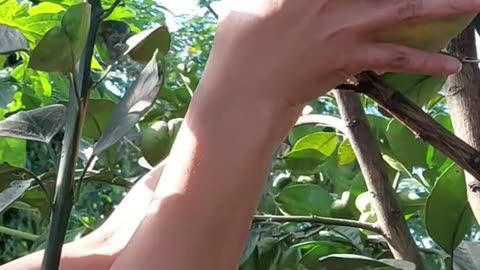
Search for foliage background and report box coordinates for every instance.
[0,1,480,270]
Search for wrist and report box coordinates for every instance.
[189,75,301,151]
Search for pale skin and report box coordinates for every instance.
[2,0,480,269]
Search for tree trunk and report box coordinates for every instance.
[445,25,480,224]
[333,90,425,270]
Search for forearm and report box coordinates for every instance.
[109,76,301,270]
[1,161,166,270]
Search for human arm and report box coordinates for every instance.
[1,159,167,270]
[109,1,477,270]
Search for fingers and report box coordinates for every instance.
[350,0,479,32]
[353,43,463,76]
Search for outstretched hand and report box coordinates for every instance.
[203,0,472,110]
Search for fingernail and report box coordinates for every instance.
[446,58,463,74]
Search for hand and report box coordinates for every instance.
[200,0,476,109]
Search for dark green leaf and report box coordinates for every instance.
[83,99,116,140]
[295,241,354,269]
[275,184,334,217]
[0,104,66,143]
[61,2,91,62]
[125,26,171,63]
[28,26,74,72]
[0,24,29,54]
[0,179,33,214]
[425,164,474,254]
[93,50,162,155]
[386,119,428,169]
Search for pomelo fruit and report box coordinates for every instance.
[373,15,476,52]
[140,120,171,166]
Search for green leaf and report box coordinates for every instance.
[0,24,28,54]
[61,2,91,62]
[318,254,402,270]
[0,138,26,167]
[28,26,74,72]
[125,26,171,63]
[0,104,66,143]
[337,139,356,166]
[295,241,354,269]
[386,119,428,169]
[425,164,474,254]
[275,184,334,217]
[82,99,116,140]
[380,72,447,106]
[283,132,338,174]
[28,2,65,15]
[93,50,163,155]
[288,125,324,146]
[0,179,33,214]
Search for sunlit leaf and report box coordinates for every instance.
[337,139,356,166]
[318,254,402,270]
[283,132,338,174]
[125,26,170,63]
[93,50,162,155]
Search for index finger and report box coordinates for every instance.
[355,0,478,32]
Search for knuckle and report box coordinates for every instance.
[447,0,475,13]
[394,0,423,22]
[388,50,412,69]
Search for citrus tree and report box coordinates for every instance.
[1,1,480,270]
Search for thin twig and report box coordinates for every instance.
[24,169,53,209]
[101,0,122,19]
[75,155,95,201]
[205,4,218,19]
[91,64,113,89]
[253,215,384,236]
[0,225,39,241]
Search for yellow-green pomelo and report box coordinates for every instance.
[374,15,476,52]
[140,121,171,166]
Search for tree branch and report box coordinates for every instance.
[253,215,384,235]
[345,71,480,182]
[333,90,425,270]
[41,2,104,269]
[445,25,480,224]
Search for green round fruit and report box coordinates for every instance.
[140,120,171,166]
[374,15,475,52]
[167,118,183,140]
